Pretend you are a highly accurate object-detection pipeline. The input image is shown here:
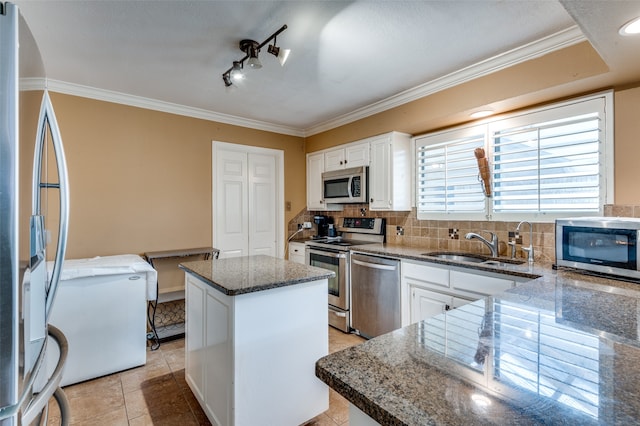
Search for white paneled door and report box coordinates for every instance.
[248,153,277,256]
[213,142,283,259]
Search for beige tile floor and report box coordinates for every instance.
[47,327,364,425]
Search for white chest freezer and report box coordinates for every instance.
[46,255,157,386]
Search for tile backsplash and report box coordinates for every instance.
[288,204,640,263]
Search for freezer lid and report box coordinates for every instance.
[46,255,158,300]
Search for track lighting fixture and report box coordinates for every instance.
[222,25,288,87]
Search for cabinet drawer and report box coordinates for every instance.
[402,261,449,288]
[288,242,306,265]
[450,270,514,296]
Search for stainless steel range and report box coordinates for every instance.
[305,217,385,333]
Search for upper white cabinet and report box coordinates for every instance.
[306,132,410,211]
[324,142,370,172]
[368,132,411,211]
[306,152,343,211]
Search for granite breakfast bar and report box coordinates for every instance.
[315,251,640,425]
[179,255,334,426]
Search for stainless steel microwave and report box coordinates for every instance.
[322,166,368,204]
[556,217,640,279]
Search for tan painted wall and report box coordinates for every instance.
[613,85,640,204]
[306,42,610,152]
[19,92,305,260]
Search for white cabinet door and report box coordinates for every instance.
[345,143,369,168]
[204,285,232,426]
[369,132,411,211]
[185,276,205,401]
[307,152,325,210]
[453,297,473,309]
[306,152,343,212]
[324,142,369,172]
[410,286,453,324]
[409,286,474,324]
[324,149,345,172]
[369,136,392,209]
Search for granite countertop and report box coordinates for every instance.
[179,254,334,296]
[316,243,640,425]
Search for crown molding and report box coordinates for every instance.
[31,79,306,137]
[20,26,585,139]
[303,26,586,136]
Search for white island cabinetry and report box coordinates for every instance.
[182,255,332,426]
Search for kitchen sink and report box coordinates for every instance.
[422,253,487,263]
[421,251,526,265]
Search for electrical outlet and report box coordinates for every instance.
[302,222,313,229]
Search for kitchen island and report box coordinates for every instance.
[316,247,640,425]
[180,255,334,426]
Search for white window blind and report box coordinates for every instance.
[413,93,611,221]
[416,127,486,216]
[491,98,605,216]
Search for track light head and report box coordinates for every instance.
[222,72,232,87]
[267,43,290,66]
[230,61,244,81]
[240,39,262,69]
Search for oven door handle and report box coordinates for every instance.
[307,248,347,259]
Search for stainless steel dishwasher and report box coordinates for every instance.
[350,253,401,339]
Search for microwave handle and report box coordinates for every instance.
[348,176,354,199]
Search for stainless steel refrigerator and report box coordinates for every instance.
[0,3,71,424]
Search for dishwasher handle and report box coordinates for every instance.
[352,258,398,271]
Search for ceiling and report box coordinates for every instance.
[13,1,640,136]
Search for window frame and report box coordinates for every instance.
[414,124,490,221]
[414,91,614,222]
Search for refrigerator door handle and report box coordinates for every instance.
[21,324,70,425]
[0,324,68,422]
[32,91,70,321]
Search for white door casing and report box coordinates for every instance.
[212,142,283,259]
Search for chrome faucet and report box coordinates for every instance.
[516,221,534,264]
[465,231,499,257]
